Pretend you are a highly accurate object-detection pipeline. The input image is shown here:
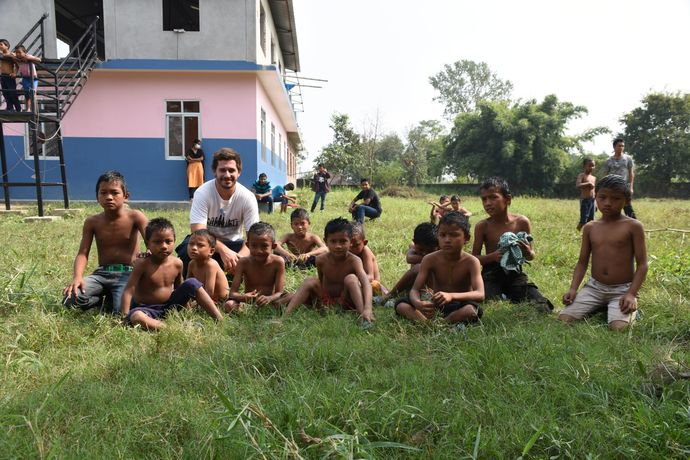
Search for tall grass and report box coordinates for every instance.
[0,190,688,458]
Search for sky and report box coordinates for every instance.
[291,0,690,175]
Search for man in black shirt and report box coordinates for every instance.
[349,178,382,223]
[310,164,331,212]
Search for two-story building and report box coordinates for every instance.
[1,0,300,201]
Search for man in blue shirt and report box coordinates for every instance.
[272,182,296,213]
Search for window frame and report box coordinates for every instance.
[260,108,266,161]
[23,123,59,161]
[270,123,276,167]
[162,0,200,32]
[165,99,201,160]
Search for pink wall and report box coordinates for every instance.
[62,71,258,139]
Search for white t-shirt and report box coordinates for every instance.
[189,180,259,242]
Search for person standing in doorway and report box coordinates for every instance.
[310,164,331,213]
[185,138,205,200]
[603,138,636,219]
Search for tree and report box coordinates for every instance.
[429,59,513,120]
[444,95,602,191]
[402,120,446,186]
[314,113,362,183]
[621,92,690,185]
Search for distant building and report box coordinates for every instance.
[1,0,301,201]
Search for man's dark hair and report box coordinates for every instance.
[247,221,275,241]
[318,163,325,168]
[351,221,365,239]
[193,138,201,144]
[360,178,369,184]
[95,170,127,196]
[212,147,242,172]
[259,173,267,179]
[191,229,216,248]
[324,217,353,239]
[290,207,310,222]
[0,39,9,47]
[145,217,175,241]
[13,45,26,52]
[285,182,295,191]
[413,222,438,248]
[595,174,631,201]
[439,211,471,239]
[613,138,624,148]
[479,176,511,198]
[583,157,594,166]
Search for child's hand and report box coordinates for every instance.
[619,293,638,314]
[418,301,436,318]
[63,278,85,298]
[517,241,534,260]
[256,294,272,306]
[296,253,309,263]
[431,291,452,306]
[562,289,578,305]
[244,290,259,302]
[488,250,503,263]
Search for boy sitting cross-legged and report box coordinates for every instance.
[349,222,388,296]
[224,222,287,312]
[395,212,484,324]
[472,177,554,313]
[273,208,327,269]
[63,171,148,313]
[121,218,223,330]
[186,229,229,302]
[561,175,648,330]
[284,217,375,323]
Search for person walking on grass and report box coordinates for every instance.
[310,163,331,212]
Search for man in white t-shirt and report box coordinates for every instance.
[176,148,260,274]
[603,138,636,219]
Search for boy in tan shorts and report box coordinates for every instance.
[561,175,648,330]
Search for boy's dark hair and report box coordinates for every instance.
[413,222,438,248]
[95,170,127,195]
[613,138,624,147]
[13,45,26,52]
[247,221,275,241]
[259,172,267,179]
[193,138,201,144]
[439,194,449,201]
[439,211,471,239]
[191,229,216,248]
[595,174,631,200]
[145,217,175,241]
[351,221,365,239]
[324,217,353,239]
[212,148,242,172]
[450,194,460,202]
[479,176,511,198]
[360,178,369,184]
[285,182,295,191]
[583,157,594,166]
[0,39,9,47]
[290,207,310,222]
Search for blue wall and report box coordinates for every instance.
[0,136,288,201]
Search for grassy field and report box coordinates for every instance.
[0,189,689,459]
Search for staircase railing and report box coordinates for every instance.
[17,13,48,58]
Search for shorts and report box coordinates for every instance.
[21,77,38,99]
[394,297,483,320]
[125,278,203,324]
[63,265,133,313]
[177,234,245,275]
[320,289,354,310]
[482,263,553,312]
[560,278,635,324]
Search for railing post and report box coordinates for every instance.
[39,15,45,57]
[29,121,44,217]
[0,123,10,210]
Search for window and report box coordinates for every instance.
[166,100,200,159]
[25,122,59,160]
[260,4,266,55]
[270,123,275,166]
[260,109,266,161]
[278,133,282,170]
[163,0,199,31]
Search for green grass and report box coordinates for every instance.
[1,190,689,458]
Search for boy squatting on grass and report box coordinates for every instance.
[186,229,229,302]
[472,177,554,313]
[561,175,648,330]
[63,171,148,314]
[576,158,596,231]
[225,222,287,312]
[395,212,484,324]
[349,222,388,296]
[273,208,327,269]
[382,222,439,303]
[121,218,223,330]
[284,217,375,323]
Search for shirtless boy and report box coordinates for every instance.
[273,208,327,269]
[225,222,286,312]
[472,177,553,312]
[63,171,148,313]
[186,229,229,302]
[561,175,648,330]
[349,222,388,295]
[0,39,21,112]
[395,212,484,324]
[121,218,223,330]
[384,222,438,301]
[576,158,596,231]
[284,217,374,323]
[429,195,450,224]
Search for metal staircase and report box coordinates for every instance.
[0,13,99,216]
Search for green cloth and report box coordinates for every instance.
[498,231,533,274]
